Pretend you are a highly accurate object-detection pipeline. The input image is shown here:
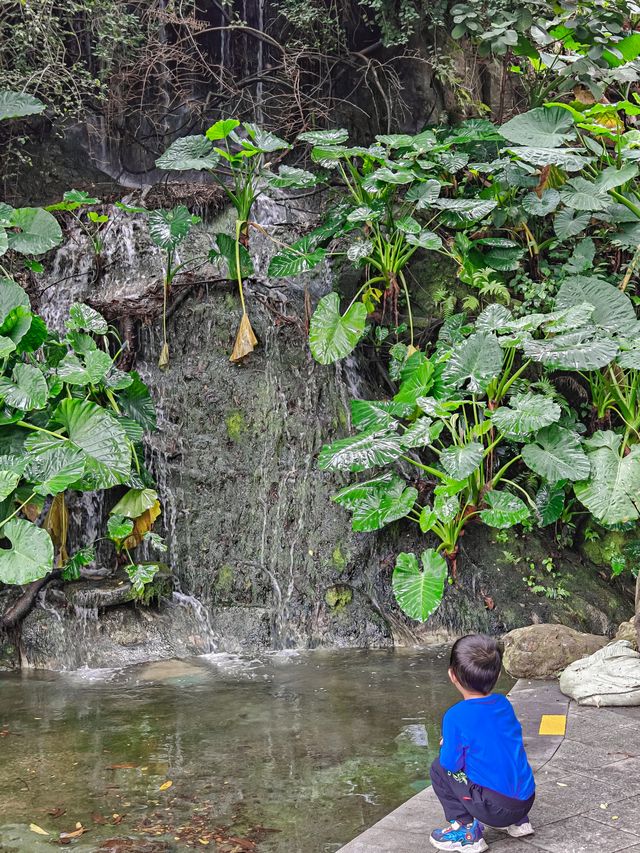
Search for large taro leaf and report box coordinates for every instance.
[297,128,350,145]
[491,392,561,438]
[333,472,401,508]
[440,442,484,479]
[67,302,108,334]
[479,490,530,528]
[392,549,447,622]
[509,147,590,172]
[574,431,640,525]
[431,198,497,221]
[522,189,561,216]
[522,425,590,483]
[394,353,435,405]
[351,399,413,429]
[155,135,220,171]
[110,487,159,518]
[264,165,317,189]
[148,206,200,250]
[57,350,113,386]
[205,119,240,141]
[309,292,366,365]
[0,363,48,410]
[117,371,156,432]
[348,480,418,532]
[401,418,443,449]
[27,445,86,496]
[0,90,45,121]
[523,330,618,370]
[554,208,591,240]
[318,426,403,472]
[0,518,53,585]
[476,304,513,333]
[559,177,611,213]
[442,331,503,394]
[7,208,62,255]
[268,240,326,277]
[499,106,576,148]
[27,399,132,489]
[555,276,637,337]
[0,277,30,324]
[594,162,639,192]
[535,481,566,527]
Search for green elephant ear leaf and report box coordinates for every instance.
[0,277,30,324]
[110,488,159,518]
[499,106,576,148]
[0,518,53,585]
[491,392,561,437]
[28,445,86,496]
[443,331,503,394]
[479,490,530,528]
[394,353,435,405]
[535,481,566,527]
[309,292,367,365]
[28,399,132,490]
[349,481,418,532]
[67,303,108,334]
[148,206,200,250]
[268,240,326,277]
[7,207,63,255]
[0,363,48,410]
[156,135,220,171]
[0,90,45,121]
[392,549,448,622]
[523,330,618,370]
[440,441,484,479]
[351,399,413,430]
[574,431,640,525]
[555,276,638,337]
[522,425,590,483]
[107,514,135,541]
[318,426,403,472]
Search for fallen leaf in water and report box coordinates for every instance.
[91,813,107,825]
[612,815,619,820]
[199,841,209,847]
[600,803,608,809]
[483,595,495,610]
[556,782,568,787]
[59,824,87,841]
[112,813,124,824]
[107,763,138,770]
[159,780,173,791]
[47,807,66,818]
[29,824,50,836]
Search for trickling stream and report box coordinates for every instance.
[0,648,514,852]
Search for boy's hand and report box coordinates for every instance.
[439,738,443,746]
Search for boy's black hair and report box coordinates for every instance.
[450,634,502,695]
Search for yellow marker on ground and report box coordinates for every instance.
[539,714,567,736]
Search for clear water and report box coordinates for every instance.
[0,649,513,852]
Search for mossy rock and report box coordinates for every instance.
[325,585,353,612]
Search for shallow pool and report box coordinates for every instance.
[0,648,513,852]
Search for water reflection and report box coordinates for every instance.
[0,649,513,852]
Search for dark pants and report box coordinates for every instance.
[430,758,535,827]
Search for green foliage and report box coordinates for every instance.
[392,550,448,621]
[0,294,158,587]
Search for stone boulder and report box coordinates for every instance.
[502,624,608,679]
[560,641,640,706]
[615,619,639,650]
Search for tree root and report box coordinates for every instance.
[1,571,61,630]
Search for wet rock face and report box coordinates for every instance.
[20,195,635,664]
[502,624,609,679]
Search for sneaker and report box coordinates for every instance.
[494,816,534,838]
[430,819,489,851]
[506,817,534,837]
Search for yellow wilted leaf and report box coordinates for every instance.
[45,493,69,567]
[406,345,419,357]
[123,501,162,550]
[159,780,173,791]
[159,342,170,370]
[230,312,258,363]
[29,824,50,836]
